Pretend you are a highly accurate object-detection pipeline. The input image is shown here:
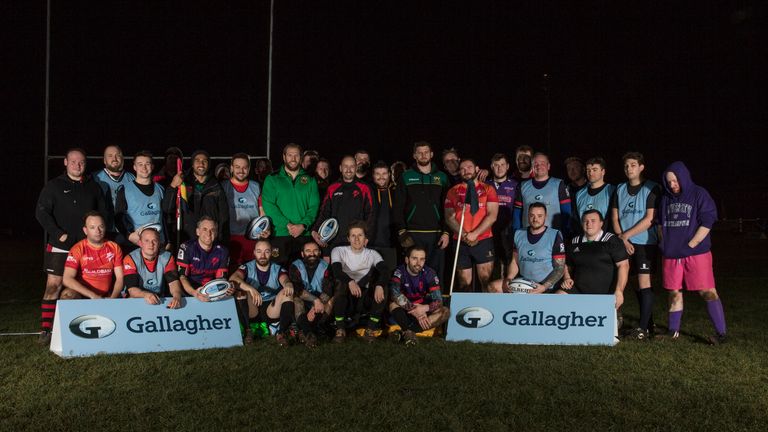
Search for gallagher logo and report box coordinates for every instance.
[586,204,594,210]
[527,250,536,257]
[69,315,117,339]
[147,202,156,210]
[456,307,494,328]
[627,202,635,209]
[238,197,247,204]
[535,194,543,201]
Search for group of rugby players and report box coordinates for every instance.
[35,140,726,348]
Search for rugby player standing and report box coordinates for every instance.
[485,153,517,278]
[513,145,534,182]
[230,239,297,346]
[123,227,183,308]
[93,144,135,242]
[441,147,462,186]
[393,141,451,283]
[35,148,107,343]
[489,203,565,294]
[370,161,397,270]
[288,241,334,348]
[330,221,389,343]
[563,156,587,200]
[571,157,615,235]
[311,155,375,255]
[659,161,726,344]
[444,158,499,292]
[177,217,230,301]
[222,153,267,270]
[61,212,124,300]
[610,152,661,339]
[166,150,229,243]
[559,210,629,308]
[260,143,320,266]
[114,150,166,249]
[388,246,450,346]
[512,152,571,238]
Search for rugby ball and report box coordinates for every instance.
[245,216,271,240]
[506,277,537,294]
[198,279,233,301]
[137,222,162,235]
[318,218,339,243]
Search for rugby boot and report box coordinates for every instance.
[362,328,378,343]
[304,332,318,349]
[333,328,346,344]
[402,330,417,347]
[707,333,727,345]
[275,332,290,347]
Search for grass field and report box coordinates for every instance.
[1,233,767,431]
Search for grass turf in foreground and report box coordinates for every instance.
[0,235,766,431]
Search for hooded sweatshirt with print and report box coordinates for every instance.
[659,161,717,259]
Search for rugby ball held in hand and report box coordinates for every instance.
[506,277,537,294]
[199,279,233,301]
[318,218,339,243]
[246,216,271,240]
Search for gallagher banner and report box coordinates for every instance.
[50,298,242,357]
[446,293,617,345]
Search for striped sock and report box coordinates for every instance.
[41,300,57,332]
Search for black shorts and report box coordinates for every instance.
[43,251,68,276]
[457,237,495,269]
[255,299,280,323]
[629,244,658,275]
[271,236,308,266]
[491,227,513,265]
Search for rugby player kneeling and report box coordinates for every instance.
[61,212,124,300]
[488,203,566,294]
[229,239,297,346]
[123,227,184,309]
[557,210,629,310]
[388,246,449,346]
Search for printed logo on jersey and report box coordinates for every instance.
[66,255,77,263]
[535,194,543,201]
[145,278,156,286]
[238,197,247,204]
[300,176,309,185]
[456,307,494,328]
[69,315,117,339]
[586,204,594,210]
[147,202,156,210]
[433,176,442,184]
[106,251,115,262]
[527,250,536,257]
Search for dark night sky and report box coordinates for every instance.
[3,1,767,234]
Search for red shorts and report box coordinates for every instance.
[662,252,715,291]
[229,235,257,270]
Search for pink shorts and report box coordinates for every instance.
[662,252,716,291]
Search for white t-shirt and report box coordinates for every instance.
[330,246,383,282]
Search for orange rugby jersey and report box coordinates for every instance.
[65,239,123,296]
[444,182,498,241]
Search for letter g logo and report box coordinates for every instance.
[69,315,117,339]
[456,307,494,328]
